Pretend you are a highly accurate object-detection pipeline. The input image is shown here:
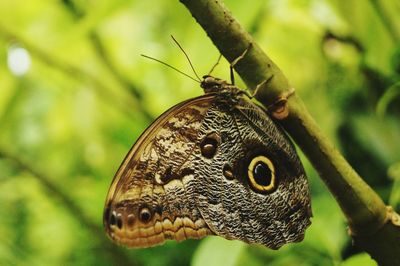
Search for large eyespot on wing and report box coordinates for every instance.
[103,94,216,248]
[247,155,276,193]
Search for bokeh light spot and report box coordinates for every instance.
[7,45,31,76]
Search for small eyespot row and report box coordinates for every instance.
[107,206,155,231]
[108,217,213,248]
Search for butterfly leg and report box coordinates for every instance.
[207,54,223,76]
[251,76,273,98]
[230,43,253,85]
[235,75,273,100]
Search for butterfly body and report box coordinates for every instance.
[104,76,311,249]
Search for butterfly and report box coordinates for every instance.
[103,72,312,250]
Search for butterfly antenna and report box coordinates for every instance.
[170,35,202,82]
[207,54,222,75]
[141,54,200,83]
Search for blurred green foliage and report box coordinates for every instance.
[0,0,399,265]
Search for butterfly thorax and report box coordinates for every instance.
[201,75,244,100]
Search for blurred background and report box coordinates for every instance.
[0,0,399,265]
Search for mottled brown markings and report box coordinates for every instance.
[164,231,174,239]
[114,199,135,208]
[230,111,246,145]
[173,202,182,211]
[236,103,288,151]
[162,106,203,141]
[181,127,199,142]
[129,160,147,172]
[161,167,195,184]
[154,205,163,215]
[149,134,198,184]
[285,201,303,218]
[207,197,219,205]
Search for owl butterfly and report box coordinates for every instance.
[104,58,312,250]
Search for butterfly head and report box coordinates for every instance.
[201,75,247,105]
[200,75,234,92]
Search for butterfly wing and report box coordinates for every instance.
[104,94,216,248]
[104,92,311,250]
[192,96,312,249]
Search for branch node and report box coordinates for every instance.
[348,206,400,237]
[267,87,296,120]
[387,206,400,227]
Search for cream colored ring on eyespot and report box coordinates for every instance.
[247,155,276,192]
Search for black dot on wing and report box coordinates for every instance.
[116,214,123,229]
[110,211,116,226]
[253,161,272,186]
[139,207,152,223]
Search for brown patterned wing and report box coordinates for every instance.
[191,96,312,249]
[104,87,312,250]
[103,95,215,248]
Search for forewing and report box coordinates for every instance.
[104,95,215,248]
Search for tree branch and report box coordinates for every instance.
[179,0,400,265]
